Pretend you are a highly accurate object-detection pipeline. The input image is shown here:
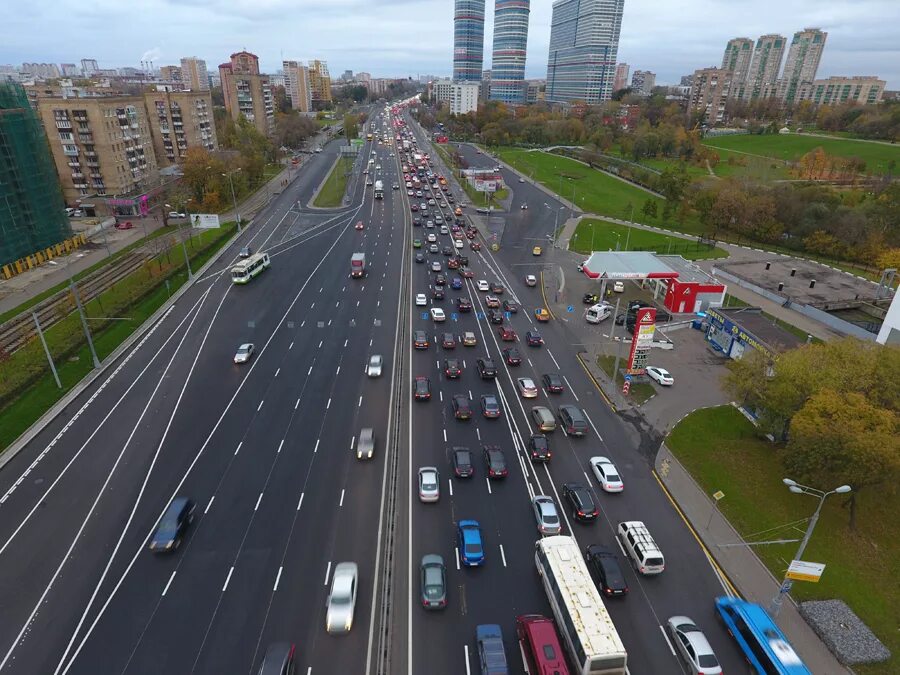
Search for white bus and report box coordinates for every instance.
[231,252,270,284]
[535,536,627,675]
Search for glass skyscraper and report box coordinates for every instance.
[546,0,625,104]
[490,0,531,104]
[453,0,486,82]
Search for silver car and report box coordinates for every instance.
[532,496,561,535]
[233,343,254,364]
[666,616,722,674]
[420,554,447,610]
[418,467,440,502]
[326,562,358,634]
[357,428,375,460]
[367,355,383,377]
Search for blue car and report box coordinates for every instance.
[450,277,462,290]
[476,624,509,674]
[458,519,485,566]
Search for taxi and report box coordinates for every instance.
[532,246,542,256]
[534,307,551,322]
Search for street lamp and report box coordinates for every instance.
[222,168,243,232]
[769,478,852,617]
[167,203,193,280]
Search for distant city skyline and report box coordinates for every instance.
[2,0,898,88]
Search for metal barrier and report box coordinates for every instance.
[1,234,88,280]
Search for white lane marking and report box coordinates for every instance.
[358,395,363,408]
[297,493,305,511]
[350,436,356,450]
[660,625,677,654]
[318,340,323,349]
[235,442,242,456]
[314,439,320,453]
[582,409,603,441]
[308,366,313,375]
[547,348,560,369]
[295,398,300,410]
[485,477,492,494]
[455,547,461,570]
[500,544,507,568]
[468,389,473,400]
[336,366,341,376]
[301,320,306,327]
[464,646,471,675]
[528,358,534,368]
[310,302,315,309]
[204,496,215,514]
[257,400,264,412]
[339,489,345,507]
[563,376,579,401]
[439,391,443,402]
[289,342,294,350]
[344,339,349,347]
[369,338,373,346]
[277,439,284,454]
[319,287,323,294]
[255,493,263,511]
[324,561,332,586]
[443,429,447,442]
[327,398,332,409]
[357,300,361,307]
[476,428,481,440]
[335,301,340,308]
[448,480,453,497]
[162,571,176,596]
[273,566,283,592]
[307,668,312,675]
[222,566,235,592]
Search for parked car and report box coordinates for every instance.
[646,366,674,386]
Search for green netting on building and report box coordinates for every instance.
[0,81,73,266]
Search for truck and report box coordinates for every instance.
[350,253,366,278]
[402,139,411,151]
[374,180,384,199]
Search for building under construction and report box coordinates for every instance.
[0,81,73,267]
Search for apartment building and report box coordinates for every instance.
[309,60,332,103]
[799,76,886,106]
[613,63,630,92]
[630,70,656,96]
[431,79,454,104]
[689,67,732,124]
[219,51,275,137]
[180,57,209,91]
[721,38,753,100]
[159,66,182,83]
[283,60,312,112]
[80,59,99,76]
[777,28,827,104]
[743,34,786,101]
[450,82,480,114]
[144,89,217,166]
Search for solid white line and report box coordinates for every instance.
[464,645,471,675]
[297,493,304,511]
[324,561,332,586]
[222,566,235,592]
[254,493,263,511]
[339,489,345,507]
[563,376,579,401]
[235,442,242,456]
[274,367,280,377]
[162,571,176,596]
[500,544,507,568]
[273,566,283,592]
[660,625,677,654]
[204,496,215,514]
[582,409,603,441]
[257,400,264,412]
[547,348,560,369]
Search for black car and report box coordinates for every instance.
[434,274,446,286]
[452,394,472,420]
[413,217,422,226]
[502,347,522,366]
[149,497,195,552]
[414,376,431,400]
[477,358,497,379]
[542,373,565,393]
[432,287,445,300]
[585,545,629,597]
[528,434,551,461]
[456,297,472,312]
[502,300,518,313]
[444,358,462,378]
[582,293,600,305]
[452,447,474,478]
[414,330,429,349]
[562,483,599,521]
[482,446,508,478]
[457,255,469,266]
[257,642,296,675]
[415,253,426,264]
[480,394,501,418]
[488,309,504,324]
[442,332,456,349]
[442,246,453,256]
[525,330,543,347]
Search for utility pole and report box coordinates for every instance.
[223,168,243,232]
[33,311,61,388]
[69,273,100,369]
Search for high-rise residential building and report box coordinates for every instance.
[721,38,754,100]
[744,34,786,101]
[22,63,61,79]
[357,72,372,83]
[80,59,99,76]
[453,0,486,81]
[144,90,217,166]
[613,63,630,91]
[450,82,481,114]
[480,69,492,100]
[431,79,454,104]
[219,51,275,137]
[546,0,625,104]
[0,82,72,267]
[777,28,827,104]
[308,60,332,103]
[799,76,886,106]
[689,67,732,124]
[159,66,183,82]
[180,57,209,91]
[342,69,353,81]
[490,0,531,104]
[283,60,312,112]
[630,70,656,96]
[60,63,79,77]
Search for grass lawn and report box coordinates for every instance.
[668,406,897,675]
[702,134,900,176]
[570,218,728,261]
[635,156,710,179]
[313,156,353,207]
[596,355,655,404]
[493,148,707,235]
[706,147,793,180]
[433,142,509,207]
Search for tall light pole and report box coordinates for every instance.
[769,478,852,617]
[223,167,242,232]
[166,203,193,280]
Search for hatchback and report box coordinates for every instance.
[531,406,556,432]
[480,394,501,419]
[357,428,375,459]
[525,331,544,347]
[502,300,518,313]
[502,347,522,366]
[558,404,588,436]
[517,377,538,398]
[462,331,477,346]
[532,496,561,535]
[497,326,517,341]
[444,358,462,378]
[413,330,429,349]
[441,332,456,349]
[457,297,472,312]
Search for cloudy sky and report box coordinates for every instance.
[4,0,898,88]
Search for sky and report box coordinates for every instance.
[4,0,899,88]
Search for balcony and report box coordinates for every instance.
[63,147,79,157]
[73,181,88,189]
[55,120,72,129]
[71,172,84,179]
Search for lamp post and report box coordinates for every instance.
[166,203,193,280]
[223,167,242,232]
[769,479,852,617]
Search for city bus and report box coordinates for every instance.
[535,536,627,674]
[231,252,270,284]
[715,597,811,674]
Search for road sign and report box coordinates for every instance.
[712,490,725,502]
[622,381,630,395]
[476,312,485,320]
[451,313,458,322]
[624,374,632,382]
[421,312,428,320]
[786,560,825,582]
[567,305,574,312]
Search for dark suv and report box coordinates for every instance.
[258,643,296,675]
[563,483,599,522]
[477,358,497,379]
[558,404,588,436]
[149,497,195,552]
[585,545,629,597]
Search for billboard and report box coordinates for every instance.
[190,214,221,229]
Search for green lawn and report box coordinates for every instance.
[669,406,897,675]
[636,156,710,179]
[596,355,655,404]
[433,142,509,207]
[702,134,900,175]
[493,148,707,235]
[570,218,728,260]
[313,156,353,207]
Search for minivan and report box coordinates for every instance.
[617,521,665,575]
[585,303,613,324]
[516,614,570,675]
[558,405,588,436]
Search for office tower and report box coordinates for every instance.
[490,0,530,104]
[453,0,486,81]
[630,70,656,96]
[721,38,753,100]
[743,34,786,101]
[800,76,886,106]
[778,28,827,104]
[308,60,332,103]
[0,82,72,267]
[180,57,209,91]
[144,90,217,166]
[80,59,99,76]
[613,63,629,91]
[689,67,732,124]
[546,0,625,104]
[219,51,275,137]
[283,60,312,112]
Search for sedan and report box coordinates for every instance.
[490,283,504,294]
[480,394,501,419]
[413,330,429,349]
[534,307,551,322]
[452,447,474,478]
[525,330,544,347]
[458,520,484,566]
[426,233,437,243]
[462,331,477,346]
[589,456,624,492]
[502,300,518,313]
[430,307,446,322]
[585,545,629,597]
[666,617,723,674]
[414,376,431,401]
[488,309,504,325]
[168,211,186,219]
[562,483,599,522]
[326,562,358,634]
[482,446,508,478]
[517,377,538,398]
[542,373,565,393]
[418,467,440,502]
[366,354,383,377]
[476,280,490,292]
[415,293,427,306]
[428,244,439,254]
[444,358,462,379]
[646,366,674,386]
[470,241,481,250]
[452,394,472,420]
[450,277,462,290]
[430,261,442,272]
[233,343,255,364]
[525,274,537,287]
[420,555,447,610]
[497,326,517,341]
[502,347,522,366]
[457,297,472,312]
[441,332,456,349]
[533,496,562,535]
[415,253,425,264]
[485,295,500,308]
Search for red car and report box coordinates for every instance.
[470,241,481,251]
[115,221,134,230]
[355,221,364,230]
[460,268,474,278]
[497,326,517,341]
[447,258,460,269]
[414,377,431,401]
[410,204,419,212]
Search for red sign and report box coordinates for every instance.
[622,381,630,395]
[626,308,656,375]
[435,135,449,143]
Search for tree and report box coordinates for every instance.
[274,113,317,149]
[641,199,658,219]
[343,113,359,144]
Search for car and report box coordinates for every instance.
[488,309,504,325]
[168,211,186,219]
[517,377,538,398]
[583,293,601,305]
[458,520,484,566]
[392,183,400,190]
[562,483,599,522]
[585,545,629,597]
[534,307,551,322]
[414,376,431,401]
[476,624,508,673]
[441,332,456,349]
[525,274,537,287]
[418,467,440,502]
[477,357,497,379]
[414,330,429,349]
[541,373,565,394]
[613,281,625,293]
[444,358,462,378]
[442,245,453,256]
[452,447,474,478]
[502,300,518,313]
[428,244,439,254]
[428,198,435,205]
[525,330,543,347]
[502,347,522,365]
[470,240,481,251]
[454,239,465,249]
[355,220,364,230]
[480,394,501,419]
[357,428,375,459]
[497,326,517,341]
[427,233,437,243]
[430,261,442,272]
[476,280,490,292]
[415,293,427,306]
[435,274,446,286]
[448,257,460,270]
[238,246,252,258]
[439,224,448,234]
[533,496,561,535]
[450,277,463,290]
[420,554,447,610]
[528,434,551,461]
[520,203,529,210]
[314,148,322,154]
[485,295,500,308]
[462,331,477,346]
[257,642,296,675]
[460,268,474,278]
[412,239,422,249]
[558,404,588,436]
[457,297,472,312]
[432,287,445,300]
[490,283,504,294]
[452,394,471,420]
[367,354,383,377]
[430,307,446,322]
[532,246,542,256]
[149,497,195,552]
[531,406,557,432]
[666,617,723,675]
[410,204,418,212]
[425,220,434,228]
[646,366,674,386]
[413,217,422,226]
[590,456,624,492]
[415,253,425,264]
[233,343,255,364]
[114,220,135,230]
[325,562,358,634]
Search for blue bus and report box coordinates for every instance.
[715,597,811,674]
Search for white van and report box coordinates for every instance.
[585,303,613,324]
[617,521,665,575]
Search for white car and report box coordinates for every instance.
[454,239,464,249]
[613,281,625,293]
[517,377,538,398]
[646,366,674,386]
[525,274,537,287]
[667,617,722,675]
[375,164,382,170]
[233,343,254,364]
[367,354,383,377]
[430,307,446,322]
[440,225,449,235]
[415,293,427,306]
[418,467,440,502]
[427,233,437,243]
[168,211,186,219]
[476,280,490,292]
[589,456,624,492]
[326,562,358,634]
[314,148,322,153]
